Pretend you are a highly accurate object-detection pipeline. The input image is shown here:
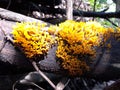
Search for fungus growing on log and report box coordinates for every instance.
[12,22,55,61]
[55,20,114,76]
[12,20,115,76]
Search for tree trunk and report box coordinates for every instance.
[113,0,120,11]
[66,0,73,20]
[112,0,120,26]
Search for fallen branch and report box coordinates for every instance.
[0,7,120,23]
[0,8,46,23]
[73,10,120,18]
[31,61,56,89]
[34,6,120,19]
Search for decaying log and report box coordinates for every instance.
[0,21,33,74]
[0,20,60,74]
[88,38,120,81]
[0,8,46,23]
[0,8,120,81]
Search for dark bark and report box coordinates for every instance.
[104,79,120,90]
[87,38,120,81]
[38,7,120,18]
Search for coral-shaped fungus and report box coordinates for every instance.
[12,21,115,76]
[55,20,114,76]
[12,22,55,61]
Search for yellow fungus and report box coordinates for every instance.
[55,20,114,76]
[12,22,55,60]
[12,20,115,76]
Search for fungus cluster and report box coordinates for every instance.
[12,22,55,60]
[56,20,114,76]
[12,20,114,76]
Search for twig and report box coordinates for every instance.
[6,0,11,9]
[6,34,14,43]
[93,0,97,20]
[82,78,90,90]
[0,39,7,52]
[31,61,56,89]
[77,0,82,9]
[29,2,41,13]
[105,18,118,27]
[56,78,70,90]
[29,81,45,90]
[101,7,109,12]
[5,34,56,89]
[0,26,7,52]
[13,80,45,90]
[12,80,19,90]
[93,0,97,12]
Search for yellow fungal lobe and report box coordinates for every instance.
[12,22,55,60]
[55,20,114,76]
